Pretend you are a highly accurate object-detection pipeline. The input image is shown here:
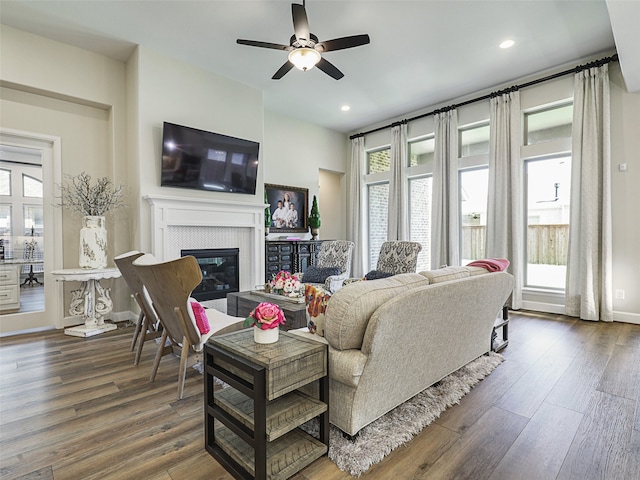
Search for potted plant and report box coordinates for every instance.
[308,195,321,240]
[56,172,125,269]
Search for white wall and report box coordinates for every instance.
[0,25,129,333]
[609,64,640,322]
[0,25,350,333]
[129,46,265,253]
[264,110,348,240]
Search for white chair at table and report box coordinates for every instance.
[132,254,244,399]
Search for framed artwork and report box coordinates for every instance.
[265,183,308,233]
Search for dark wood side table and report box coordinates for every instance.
[492,305,509,352]
[205,329,329,480]
[227,291,308,330]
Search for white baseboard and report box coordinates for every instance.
[612,310,640,325]
[59,310,136,328]
[521,301,640,325]
[0,325,55,338]
[521,300,566,315]
[110,310,138,324]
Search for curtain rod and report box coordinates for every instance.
[349,53,619,140]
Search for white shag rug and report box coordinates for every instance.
[302,352,504,477]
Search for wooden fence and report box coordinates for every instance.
[461,224,569,265]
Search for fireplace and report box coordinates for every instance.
[182,248,239,301]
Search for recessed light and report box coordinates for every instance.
[341,105,351,112]
[499,40,515,49]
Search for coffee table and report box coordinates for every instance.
[227,291,307,330]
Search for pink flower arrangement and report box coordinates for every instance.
[269,270,302,297]
[243,302,286,330]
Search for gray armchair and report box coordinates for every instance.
[298,240,354,293]
[343,241,423,286]
[376,241,423,275]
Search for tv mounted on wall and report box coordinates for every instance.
[161,122,259,194]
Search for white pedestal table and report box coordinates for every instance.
[51,268,121,337]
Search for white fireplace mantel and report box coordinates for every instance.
[144,194,266,293]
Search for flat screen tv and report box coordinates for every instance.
[161,122,259,194]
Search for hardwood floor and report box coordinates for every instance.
[1,311,638,480]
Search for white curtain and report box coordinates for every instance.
[565,64,612,322]
[486,91,524,309]
[431,109,459,269]
[388,123,408,240]
[348,136,366,277]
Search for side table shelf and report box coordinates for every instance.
[492,305,509,352]
[205,330,329,480]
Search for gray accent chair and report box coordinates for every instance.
[298,240,354,293]
[343,241,423,286]
[375,241,423,275]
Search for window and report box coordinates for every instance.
[23,205,44,236]
[408,176,432,271]
[365,147,392,270]
[459,123,490,157]
[367,182,389,270]
[524,103,573,145]
[0,169,10,196]
[409,137,434,167]
[367,149,391,174]
[22,174,43,198]
[460,168,488,263]
[0,205,11,236]
[525,155,571,289]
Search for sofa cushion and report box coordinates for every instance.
[419,266,471,283]
[303,266,341,284]
[324,273,430,351]
[466,266,491,277]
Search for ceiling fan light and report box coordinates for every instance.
[288,48,321,71]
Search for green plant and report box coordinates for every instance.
[308,195,321,229]
[264,190,271,227]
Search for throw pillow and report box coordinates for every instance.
[305,284,331,337]
[189,300,210,335]
[303,266,341,284]
[364,269,394,281]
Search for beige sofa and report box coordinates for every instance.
[296,266,514,436]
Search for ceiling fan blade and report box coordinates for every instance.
[272,61,294,80]
[237,39,292,51]
[316,57,344,80]
[315,34,370,53]
[292,3,310,43]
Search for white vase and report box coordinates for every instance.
[253,325,279,344]
[79,215,107,269]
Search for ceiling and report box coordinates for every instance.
[1,1,638,134]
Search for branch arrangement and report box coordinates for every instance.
[56,172,125,216]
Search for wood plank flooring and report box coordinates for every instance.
[1,311,639,480]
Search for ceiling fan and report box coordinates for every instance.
[236,1,370,80]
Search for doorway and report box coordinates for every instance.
[0,129,63,335]
[318,169,345,241]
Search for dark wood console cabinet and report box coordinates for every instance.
[265,240,323,282]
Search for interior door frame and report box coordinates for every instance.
[0,128,63,334]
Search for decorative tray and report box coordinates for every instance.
[251,290,306,304]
